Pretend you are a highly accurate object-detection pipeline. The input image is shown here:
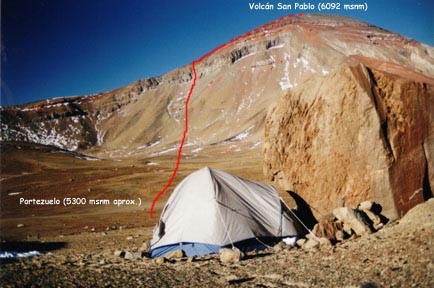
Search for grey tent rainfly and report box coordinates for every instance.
[150,167,301,258]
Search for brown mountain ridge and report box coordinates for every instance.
[1,14,434,219]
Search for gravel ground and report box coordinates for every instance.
[1,199,433,287]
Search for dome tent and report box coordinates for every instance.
[150,167,301,258]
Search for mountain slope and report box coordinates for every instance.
[2,14,434,160]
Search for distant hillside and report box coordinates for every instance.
[2,14,433,219]
[2,14,433,159]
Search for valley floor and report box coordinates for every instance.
[0,199,433,287]
[1,142,433,287]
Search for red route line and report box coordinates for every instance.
[149,43,227,218]
[149,13,303,218]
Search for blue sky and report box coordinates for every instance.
[1,0,433,106]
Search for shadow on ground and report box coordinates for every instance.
[0,241,67,264]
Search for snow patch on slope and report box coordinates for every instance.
[279,53,295,90]
[151,146,178,156]
[1,121,81,151]
[293,56,316,73]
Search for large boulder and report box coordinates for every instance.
[264,56,434,220]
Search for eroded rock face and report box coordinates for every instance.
[263,57,434,220]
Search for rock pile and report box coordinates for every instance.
[297,200,388,250]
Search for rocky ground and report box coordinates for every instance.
[1,198,433,287]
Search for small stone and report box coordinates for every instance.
[154,257,165,264]
[187,257,195,263]
[124,251,135,260]
[273,241,287,252]
[126,236,134,241]
[305,233,316,240]
[17,223,25,228]
[335,230,345,241]
[114,250,125,257]
[165,249,185,260]
[219,248,243,263]
[296,238,307,247]
[124,251,141,260]
[318,237,332,247]
[333,207,371,236]
[362,209,383,230]
[303,239,320,250]
[358,201,373,211]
